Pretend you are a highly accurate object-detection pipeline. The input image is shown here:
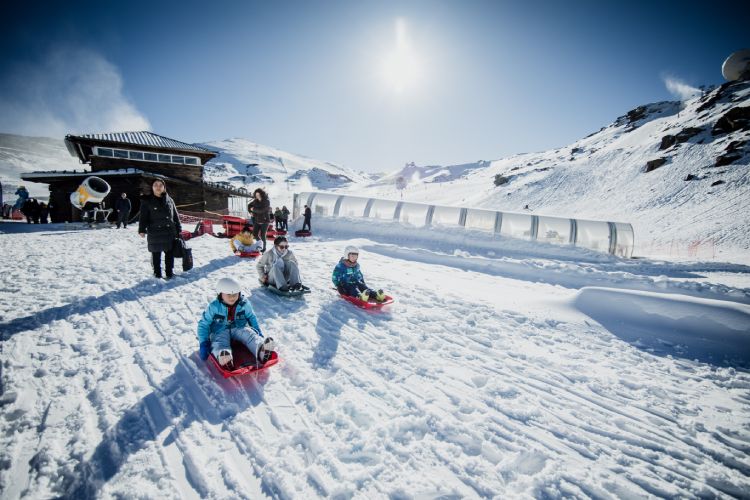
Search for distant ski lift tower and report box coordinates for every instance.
[722,49,750,81]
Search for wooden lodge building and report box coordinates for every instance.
[21,131,251,222]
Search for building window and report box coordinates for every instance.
[92,146,200,165]
[129,151,144,160]
[158,154,171,162]
[185,157,198,165]
[144,152,158,161]
[172,156,185,164]
[114,149,128,158]
[97,148,114,157]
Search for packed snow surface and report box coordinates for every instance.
[1,218,749,499]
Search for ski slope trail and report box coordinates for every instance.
[1,223,749,498]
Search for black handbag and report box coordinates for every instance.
[172,237,186,258]
[182,248,193,271]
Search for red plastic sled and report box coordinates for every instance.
[238,251,261,258]
[295,230,312,237]
[340,293,394,309]
[208,340,279,378]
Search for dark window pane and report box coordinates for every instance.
[114,150,128,158]
[129,151,144,160]
[158,154,171,162]
[172,156,184,164]
[184,157,198,165]
[98,148,113,157]
[144,153,157,161]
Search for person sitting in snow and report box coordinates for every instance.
[256,236,309,292]
[230,224,263,255]
[332,245,386,302]
[197,277,275,367]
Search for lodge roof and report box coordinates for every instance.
[65,131,215,155]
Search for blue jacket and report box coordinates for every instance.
[197,296,262,344]
[332,258,365,287]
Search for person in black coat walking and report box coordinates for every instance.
[138,179,182,279]
[248,188,271,252]
[302,204,312,231]
[115,192,132,228]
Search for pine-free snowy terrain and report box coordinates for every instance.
[1,219,749,499]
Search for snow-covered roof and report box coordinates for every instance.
[66,131,215,154]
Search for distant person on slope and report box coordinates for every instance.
[197,277,275,367]
[231,225,263,254]
[247,188,271,252]
[138,179,182,279]
[332,245,386,302]
[256,236,309,291]
[302,204,312,231]
[274,207,283,230]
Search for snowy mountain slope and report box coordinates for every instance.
[0,134,80,200]
[199,138,370,206]
[349,80,750,262]
[0,222,748,498]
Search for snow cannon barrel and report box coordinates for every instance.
[70,176,111,210]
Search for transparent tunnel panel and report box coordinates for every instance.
[430,206,462,227]
[614,223,634,258]
[398,202,431,227]
[537,216,571,245]
[464,209,497,233]
[368,199,399,220]
[576,220,611,253]
[337,196,369,218]
[500,212,534,240]
[310,193,339,217]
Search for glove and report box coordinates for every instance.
[199,341,211,361]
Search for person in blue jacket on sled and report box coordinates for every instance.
[332,245,387,302]
[197,277,275,367]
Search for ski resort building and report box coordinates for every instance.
[294,191,635,257]
[21,131,251,223]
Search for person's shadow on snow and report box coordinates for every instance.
[62,352,275,499]
[312,298,391,370]
[0,256,239,341]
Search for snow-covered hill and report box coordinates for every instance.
[0,134,80,200]
[199,138,371,206]
[349,80,750,262]
[0,221,749,498]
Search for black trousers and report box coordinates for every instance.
[252,223,268,251]
[302,217,311,231]
[152,250,174,277]
[117,211,130,228]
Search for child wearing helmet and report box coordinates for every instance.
[332,246,386,302]
[230,225,263,255]
[197,277,275,367]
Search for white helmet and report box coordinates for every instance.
[344,245,359,258]
[216,277,242,294]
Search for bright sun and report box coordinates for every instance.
[382,19,421,93]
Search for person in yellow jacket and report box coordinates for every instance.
[230,225,263,255]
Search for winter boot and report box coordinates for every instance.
[358,290,370,302]
[375,289,386,302]
[218,350,233,367]
[257,337,275,363]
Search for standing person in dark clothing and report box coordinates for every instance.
[39,202,49,223]
[281,205,290,231]
[115,192,132,229]
[138,179,182,279]
[302,205,312,231]
[30,199,41,224]
[247,188,271,252]
[274,207,283,231]
[21,198,33,223]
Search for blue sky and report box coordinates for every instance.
[0,0,747,172]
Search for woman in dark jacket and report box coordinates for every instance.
[138,179,182,279]
[247,188,271,252]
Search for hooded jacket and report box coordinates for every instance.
[197,296,262,344]
[332,257,365,287]
[256,246,298,279]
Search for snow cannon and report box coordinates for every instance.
[70,176,111,210]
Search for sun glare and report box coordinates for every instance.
[382,19,421,93]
